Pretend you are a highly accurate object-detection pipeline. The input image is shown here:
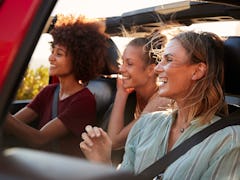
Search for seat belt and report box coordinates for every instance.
[138,109,240,179]
[51,84,60,151]
[52,84,60,119]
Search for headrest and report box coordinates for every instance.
[101,38,121,75]
[223,36,240,95]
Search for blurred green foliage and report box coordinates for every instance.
[16,66,49,100]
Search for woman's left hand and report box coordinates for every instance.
[80,125,112,165]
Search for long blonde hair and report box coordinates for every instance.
[173,31,228,124]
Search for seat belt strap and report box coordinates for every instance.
[50,84,60,151]
[52,84,60,119]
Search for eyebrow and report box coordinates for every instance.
[55,46,67,53]
[163,53,174,58]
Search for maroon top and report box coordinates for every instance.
[27,83,96,137]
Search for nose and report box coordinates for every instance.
[119,63,125,73]
[48,53,54,62]
[154,62,164,74]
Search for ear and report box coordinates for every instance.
[192,62,207,80]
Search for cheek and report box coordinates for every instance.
[64,60,73,71]
[133,69,149,81]
[169,71,193,93]
[167,65,191,83]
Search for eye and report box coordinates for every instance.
[56,52,63,56]
[166,57,173,62]
[127,62,133,66]
[125,59,133,66]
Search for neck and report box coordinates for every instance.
[58,76,84,100]
[174,108,190,133]
[136,84,158,111]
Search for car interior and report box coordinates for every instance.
[0,0,240,179]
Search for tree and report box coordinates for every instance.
[16,66,49,100]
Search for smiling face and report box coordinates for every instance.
[48,44,73,78]
[119,45,155,90]
[154,39,200,103]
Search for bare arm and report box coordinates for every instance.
[3,114,69,148]
[107,78,134,150]
[13,107,38,124]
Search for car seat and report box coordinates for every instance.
[223,36,240,111]
[87,38,120,127]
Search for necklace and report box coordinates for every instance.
[180,128,185,133]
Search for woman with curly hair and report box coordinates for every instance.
[3,15,109,157]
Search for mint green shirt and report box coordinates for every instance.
[120,111,240,179]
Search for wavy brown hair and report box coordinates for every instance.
[126,32,166,67]
[173,31,228,124]
[126,37,154,67]
[50,15,109,83]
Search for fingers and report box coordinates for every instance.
[80,126,113,164]
[81,126,110,145]
[99,128,110,140]
[81,132,94,146]
[81,125,105,149]
[116,78,123,89]
[85,125,101,138]
[99,128,112,146]
[126,87,135,93]
[79,141,92,152]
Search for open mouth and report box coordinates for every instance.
[49,64,56,69]
[100,74,130,80]
[121,75,130,80]
[157,77,167,86]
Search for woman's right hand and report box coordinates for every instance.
[80,125,112,165]
[116,77,134,96]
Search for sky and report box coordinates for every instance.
[51,0,182,17]
[30,0,240,69]
[31,0,183,68]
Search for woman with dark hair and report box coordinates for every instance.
[3,15,109,157]
[80,31,240,179]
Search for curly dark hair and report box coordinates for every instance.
[50,15,109,83]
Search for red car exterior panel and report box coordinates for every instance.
[0,0,41,89]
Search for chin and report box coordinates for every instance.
[157,91,168,97]
[122,83,132,89]
[123,85,132,89]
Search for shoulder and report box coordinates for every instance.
[143,93,172,113]
[208,116,240,144]
[214,125,240,144]
[40,83,58,93]
[75,87,95,100]
[66,87,96,106]
[196,124,240,157]
[82,87,94,96]
[138,110,172,125]
[33,83,58,98]
[128,111,172,138]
